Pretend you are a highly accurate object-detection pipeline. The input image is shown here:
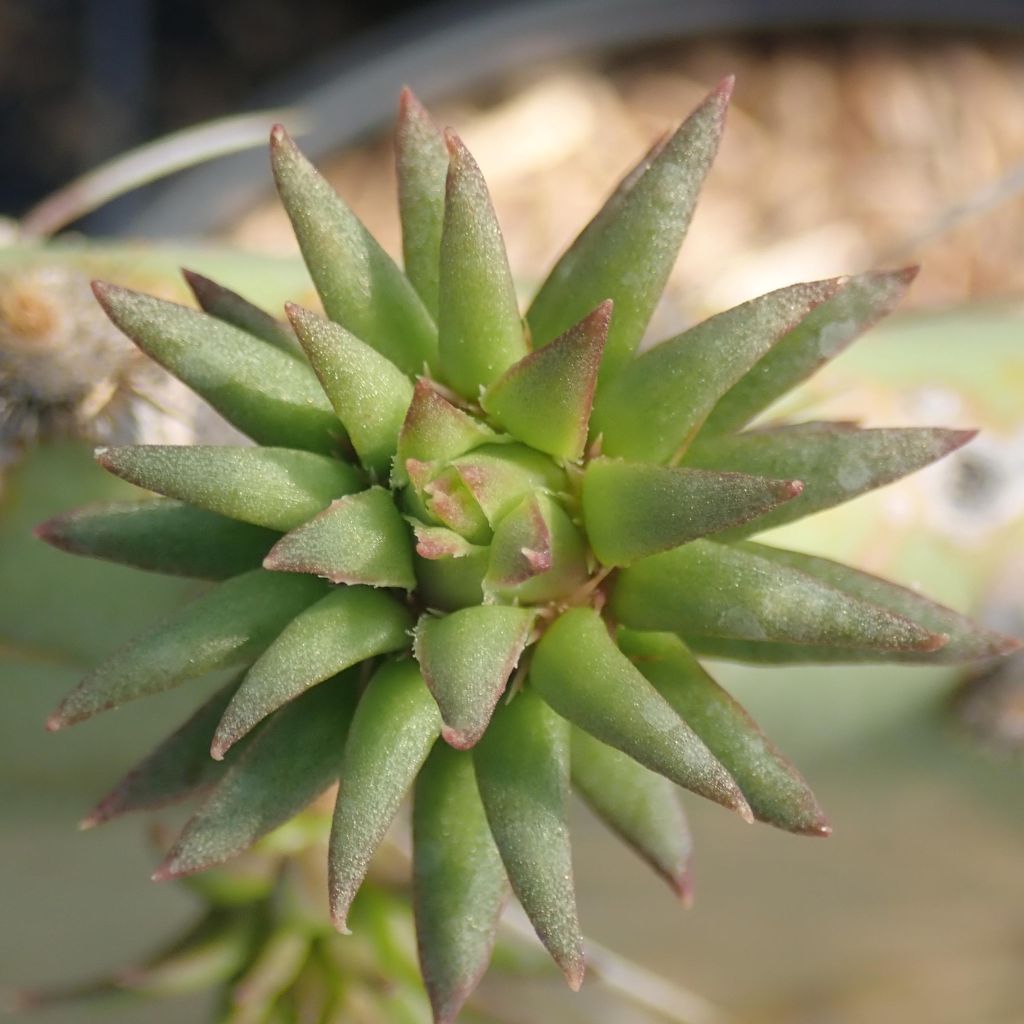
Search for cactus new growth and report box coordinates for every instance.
[37,81,1017,1022]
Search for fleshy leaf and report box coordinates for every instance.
[35,499,279,580]
[286,304,414,477]
[530,607,750,817]
[270,125,437,374]
[92,282,339,454]
[450,443,565,526]
[329,660,441,931]
[437,131,528,398]
[408,519,483,560]
[610,539,947,656]
[417,465,491,544]
[527,78,732,383]
[261,486,415,589]
[47,571,326,730]
[96,445,363,532]
[154,674,359,878]
[396,88,448,319]
[699,267,918,436]
[729,543,1020,664]
[683,423,976,538]
[618,629,830,836]
[481,302,610,460]
[483,493,588,604]
[474,689,583,990]
[592,279,838,463]
[413,605,536,749]
[211,585,412,757]
[582,457,802,566]
[82,676,248,828]
[414,543,490,613]
[414,743,507,1024]
[393,379,497,487]
[182,269,302,357]
[570,726,692,900]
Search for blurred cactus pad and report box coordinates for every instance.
[35,82,1018,1022]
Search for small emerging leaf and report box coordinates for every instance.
[451,443,565,526]
[96,445,363,532]
[474,690,583,990]
[330,660,441,931]
[212,585,412,757]
[413,605,535,749]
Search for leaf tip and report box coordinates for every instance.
[439,722,478,751]
[150,860,177,883]
[564,958,586,992]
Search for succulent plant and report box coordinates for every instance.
[37,80,1017,1022]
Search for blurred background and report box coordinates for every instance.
[2,1,1023,1022]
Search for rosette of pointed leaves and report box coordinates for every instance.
[38,82,1017,1023]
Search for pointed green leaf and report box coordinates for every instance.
[212,585,412,756]
[483,493,588,605]
[414,743,507,1024]
[263,486,415,588]
[393,379,497,487]
[92,282,339,454]
[329,660,441,931]
[437,131,528,398]
[527,78,732,383]
[683,423,976,538]
[474,690,583,990]
[286,304,414,477]
[154,674,359,878]
[82,676,249,828]
[414,543,489,613]
[592,279,838,462]
[413,605,536,749]
[47,570,326,729]
[271,125,437,374]
[570,726,692,899]
[618,629,830,836]
[182,269,302,357]
[96,445,363,532]
[34,498,279,580]
[610,539,947,656]
[530,607,751,817]
[408,519,483,560]
[396,88,448,319]
[731,542,1020,664]
[451,443,566,526]
[700,267,918,436]
[482,302,610,460]
[582,457,802,566]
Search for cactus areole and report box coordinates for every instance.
[37,81,1017,1021]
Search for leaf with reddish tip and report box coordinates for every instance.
[182,269,302,357]
[392,379,497,487]
[413,605,535,749]
[729,543,1021,664]
[684,424,975,538]
[286,304,413,477]
[484,493,588,605]
[618,629,830,836]
[610,540,947,658]
[329,660,441,931]
[48,571,326,730]
[420,466,491,544]
[210,586,411,758]
[437,131,528,398]
[527,78,732,383]
[92,282,339,453]
[270,125,437,375]
[582,457,802,566]
[414,743,507,1024]
[35,499,279,580]
[592,279,838,463]
[530,607,751,818]
[396,88,448,318]
[700,267,919,436]
[155,674,359,879]
[570,727,692,899]
[82,676,250,828]
[482,302,610,460]
[96,445,363,532]
[408,519,482,560]
[474,690,583,990]
[451,443,565,526]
